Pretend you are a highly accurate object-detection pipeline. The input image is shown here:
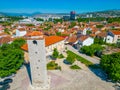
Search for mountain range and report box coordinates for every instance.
[0,9,120,17]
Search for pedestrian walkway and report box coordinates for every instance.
[66,45,100,64]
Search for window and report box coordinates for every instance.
[33,40,37,45]
[38,60,40,62]
[37,67,39,69]
[35,52,37,54]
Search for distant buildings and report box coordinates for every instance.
[63,16,70,21]
[19,18,43,25]
[16,28,27,37]
[70,11,76,20]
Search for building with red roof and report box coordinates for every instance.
[21,34,65,59]
[106,30,120,43]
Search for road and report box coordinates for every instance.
[66,45,100,64]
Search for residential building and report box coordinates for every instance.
[16,28,27,37]
[106,30,120,43]
[73,35,94,50]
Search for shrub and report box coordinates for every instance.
[66,55,75,64]
[47,61,61,70]
[70,65,81,69]
[67,50,93,66]
[52,48,59,59]
[58,54,64,59]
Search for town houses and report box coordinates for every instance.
[0,19,120,48]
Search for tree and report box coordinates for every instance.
[96,24,104,28]
[66,54,75,64]
[0,39,25,78]
[4,28,10,34]
[100,52,120,82]
[69,22,76,28]
[11,38,26,49]
[94,37,105,45]
[36,18,44,21]
[56,32,61,36]
[52,48,59,59]
[80,44,103,56]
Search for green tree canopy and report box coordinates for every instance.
[0,38,25,78]
[52,48,59,59]
[80,44,103,56]
[100,52,120,82]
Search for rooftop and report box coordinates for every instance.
[21,36,64,51]
[111,30,120,35]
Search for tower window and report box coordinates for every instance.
[33,40,37,45]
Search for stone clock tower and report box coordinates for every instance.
[27,31,49,89]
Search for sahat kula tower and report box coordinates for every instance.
[27,31,49,89]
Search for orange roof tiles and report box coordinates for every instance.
[0,36,12,45]
[90,34,96,37]
[45,36,64,46]
[111,30,120,35]
[67,35,77,43]
[26,31,43,37]
[21,36,64,51]
[79,35,89,42]
[97,32,107,37]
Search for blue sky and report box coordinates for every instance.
[0,0,120,13]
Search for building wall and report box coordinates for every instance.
[46,40,64,56]
[82,29,87,35]
[82,37,94,46]
[106,35,114,43]
[113,35,120,43]
[16,30,27,37]
[27,39,48,87]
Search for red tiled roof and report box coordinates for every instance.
[97,32,107,37]
[111,30,120,35]
[67,35,77,43]
[21,36,64,51]
[90,34,96,37]
[0,36,12,45]
[45,36,64,46]
[79,35,89,42]
[25,31,43,37]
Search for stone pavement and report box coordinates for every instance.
[8,66,115,90]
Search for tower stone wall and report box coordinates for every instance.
[27,38,49,89]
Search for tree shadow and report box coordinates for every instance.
[88,64,108,82]
[63,59,71,65]
[24,63,32,84]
